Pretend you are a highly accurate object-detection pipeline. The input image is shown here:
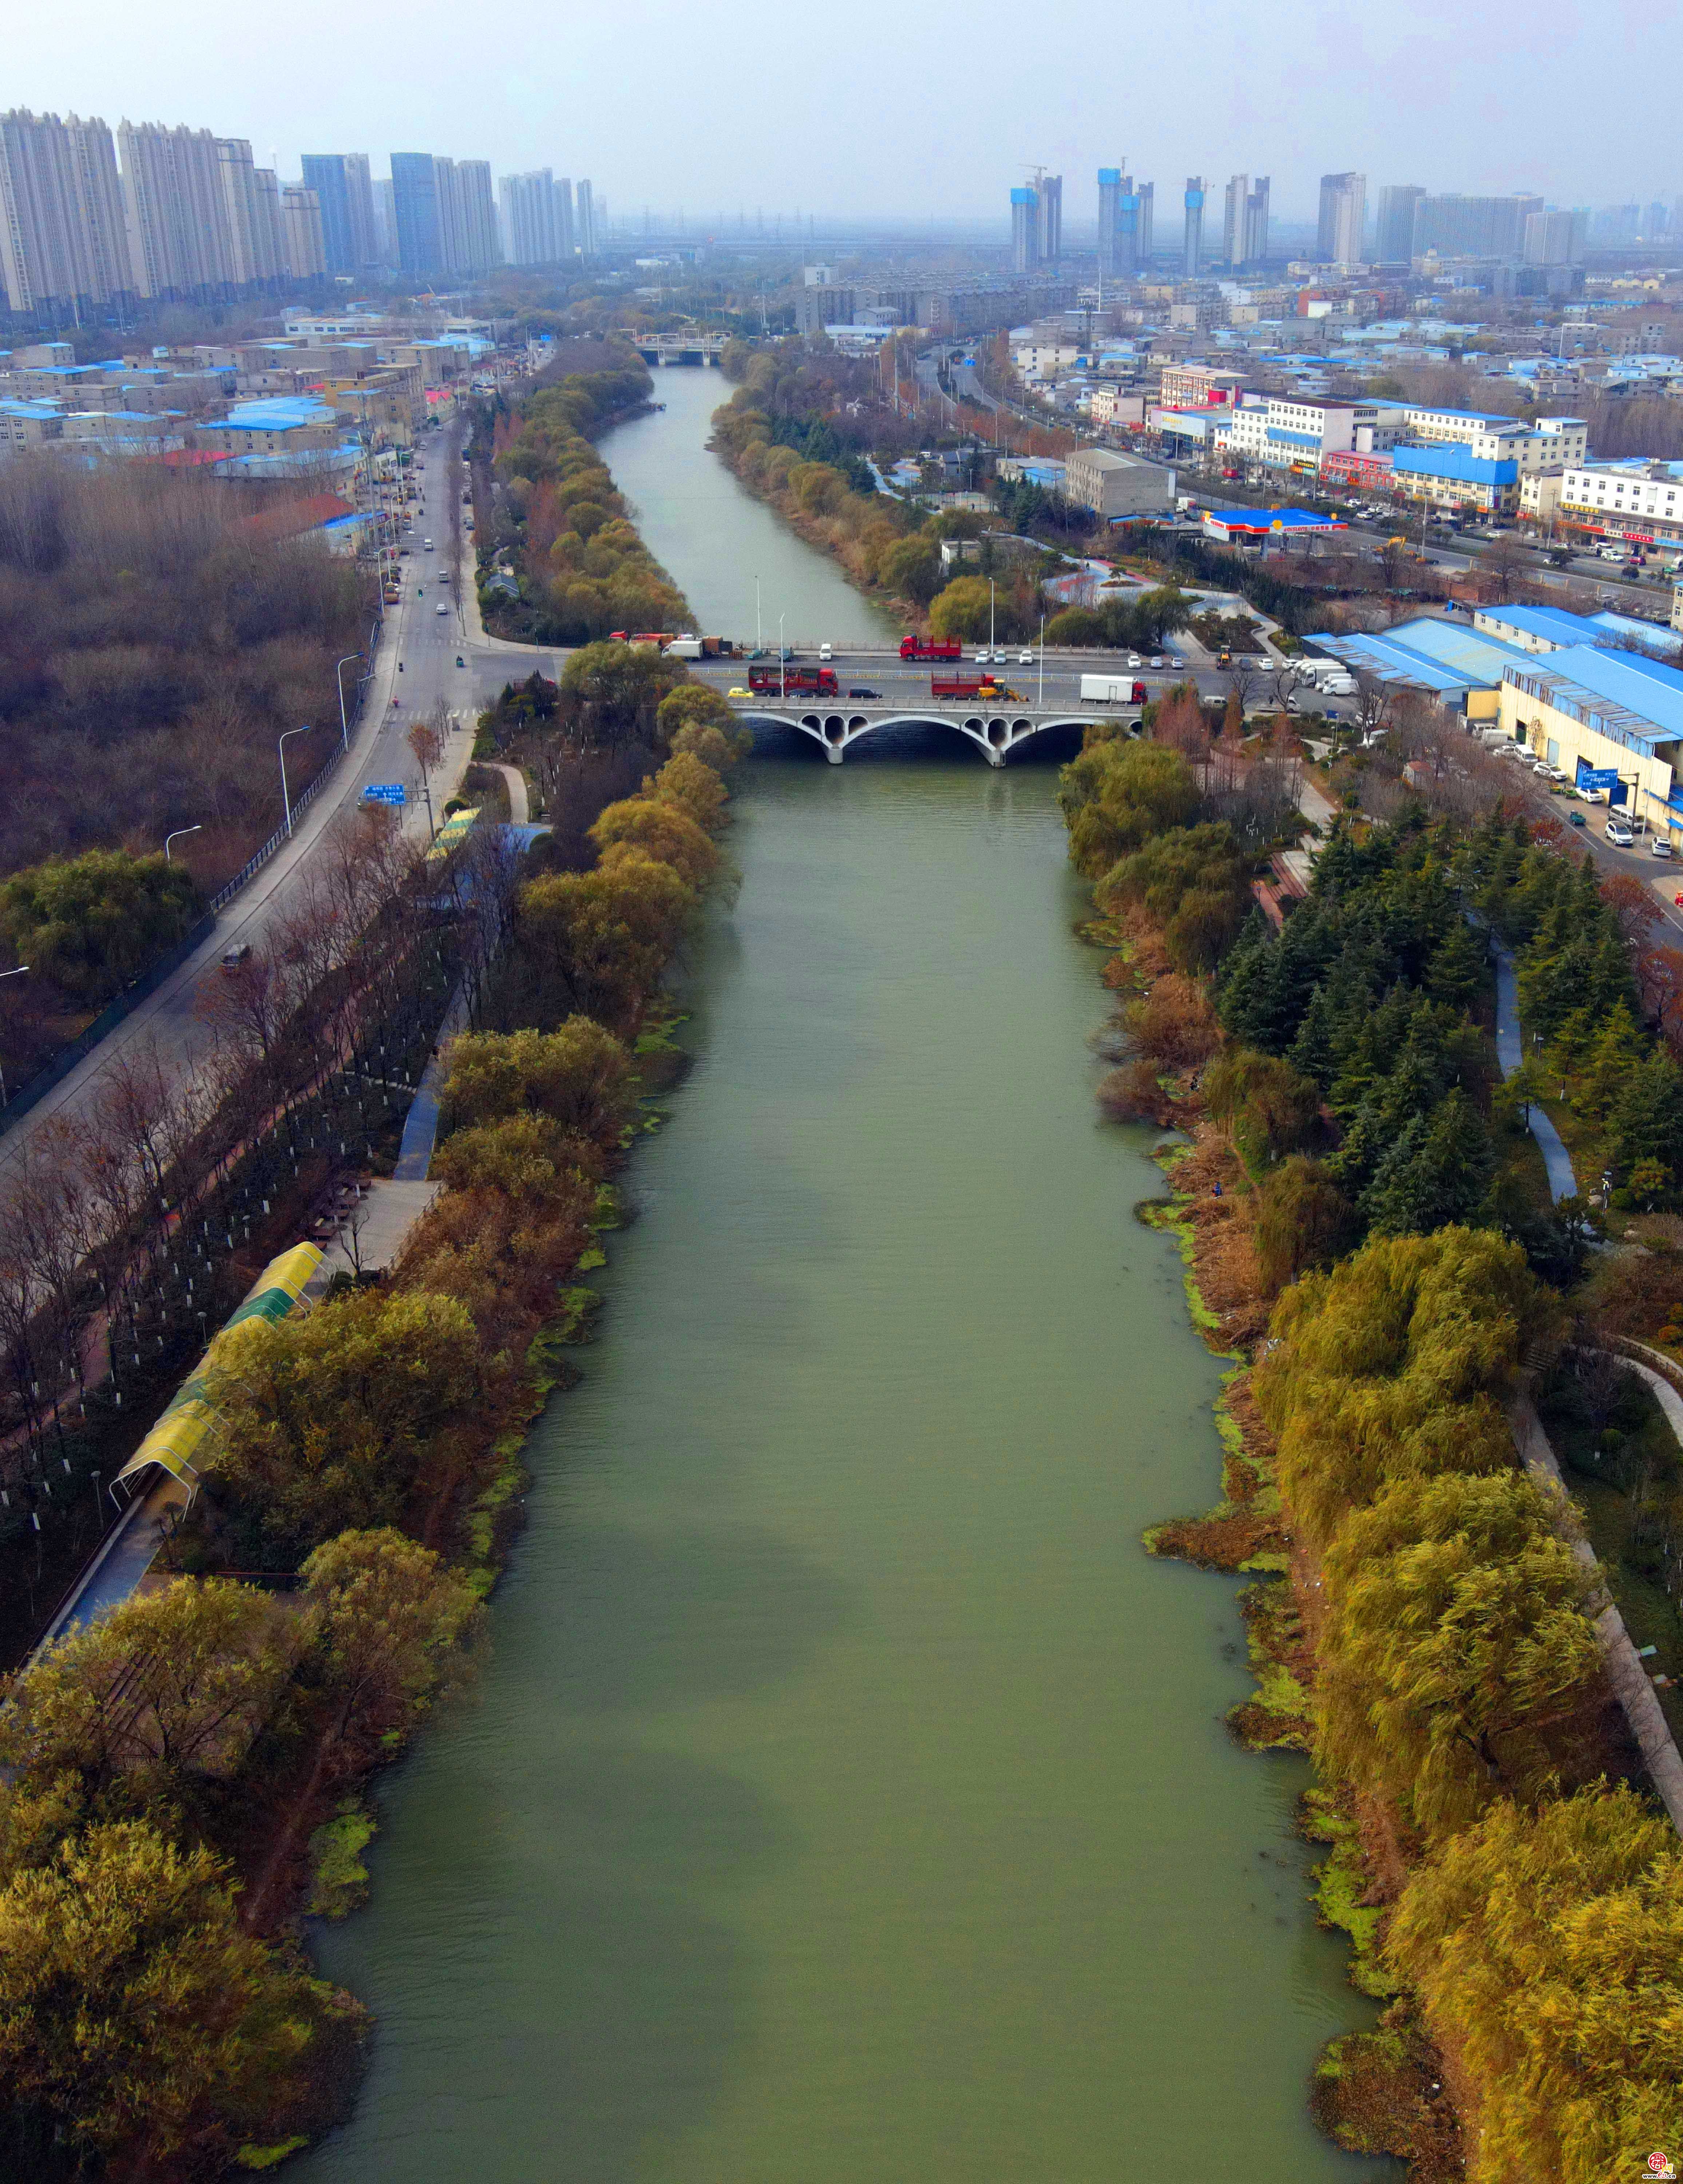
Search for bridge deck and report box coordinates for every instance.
[727,698,1114,765]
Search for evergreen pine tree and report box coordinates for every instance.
[1425,918,1485,1015]
[1611,1053,1683,1187]
[1362,1087,1494,1237]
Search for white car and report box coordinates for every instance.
[1018,648,1034,664]
[1126,654,1142,668]
[1605,820,1635,847]
[1652,836,1675,858]
[435,603,448,615]
[1148,655,1165,668]
[974,648,992,662]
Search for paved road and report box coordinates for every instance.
[684,640,1348,716]
[0,420,539,1179]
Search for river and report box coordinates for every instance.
[296,364,1390,2184]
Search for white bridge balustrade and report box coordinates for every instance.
[727,700,1108,766]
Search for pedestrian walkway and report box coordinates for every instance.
[393,980,473,1181]
[485,761,530,824]
[1492,945,1579,1202]
[1512,1388,1683,1835]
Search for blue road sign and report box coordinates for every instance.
[1576,767,1620,792]
[363,782,407,804]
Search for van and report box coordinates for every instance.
[819,643,833,661]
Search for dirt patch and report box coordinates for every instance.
[1310,2012,1465,2181]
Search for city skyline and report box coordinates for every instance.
[2,0,1677,218]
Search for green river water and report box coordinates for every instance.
[296,367,1391,2183]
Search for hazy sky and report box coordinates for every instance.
[8,0,1677,223]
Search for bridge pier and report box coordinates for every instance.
[826,744,844,764]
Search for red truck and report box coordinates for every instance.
[931,674,1000,700]
[749,666,838,696]
[900,635,963,660]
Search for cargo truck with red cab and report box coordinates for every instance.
[900,635,963,660]
[749,666,839,696]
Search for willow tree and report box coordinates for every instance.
[1253,1226,1548,1555]
[1388,1787,1683,2181]
[1318,1469,1600,1836]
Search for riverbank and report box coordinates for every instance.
[0,681,744,2178]
[706,360,929,629]
[470,356,695,646]
[1068,754,1683,2177]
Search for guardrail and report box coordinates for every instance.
[0,912,215,1141]
[210,619,381,913]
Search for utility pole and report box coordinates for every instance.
[277,726,312,838]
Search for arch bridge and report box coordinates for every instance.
[729,701,1106,766]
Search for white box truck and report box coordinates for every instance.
[1080,673,1147,704]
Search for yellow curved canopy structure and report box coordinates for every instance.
[114,1243,324,1491]
[424,806,480,867]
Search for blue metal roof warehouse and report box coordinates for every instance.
[1475,602,1683,658]
[1307,618,1534,704]
[1503,645,1683,756]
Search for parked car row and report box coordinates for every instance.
[1497,742,1675,856]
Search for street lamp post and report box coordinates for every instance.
[335,654,363,751]
[1038,611,1046,708]
[779,614,785,699]
[277,727,312,839]
[989,578,995,652]
[163,826,202,863]
[755,577,762,653]
[0,965,28,1107]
